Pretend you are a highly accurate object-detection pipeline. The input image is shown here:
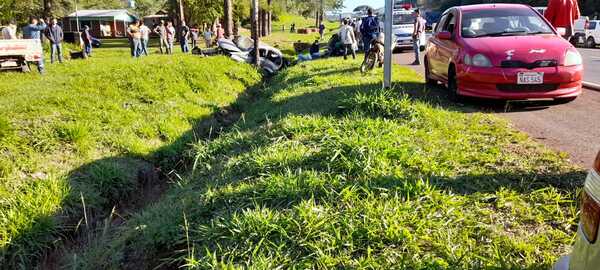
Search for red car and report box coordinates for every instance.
[425,4,583,102]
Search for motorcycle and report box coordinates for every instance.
[360,33,385,74]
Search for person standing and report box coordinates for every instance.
[179,21,190,53]
[22,18,47,74]
[319,22,326,39]
[360,8,379,56]
[190,24,200,49]
[81,25,93,57]
[154,20,167,54]
[203,26,213,47]
[139,21,151,56]
[215,23,224,40]
[340,19,357,60]
[166,21,175,54]
[411,9,426,65]
[2,21,17,39]
[544,0,580,39]
[45,18,64,64]
[127,21,142,57]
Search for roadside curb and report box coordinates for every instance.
[583,81,600,92]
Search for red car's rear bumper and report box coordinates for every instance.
[456,64,583,100]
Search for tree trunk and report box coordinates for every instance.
[261,9,268,36]
[252,0,260,66]
[178,0,185,23]
[315,10,320,28]
[267,0,272,35]
[223,0,233,38]
[43,0,53,19]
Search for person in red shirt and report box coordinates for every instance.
[544,0,580,39]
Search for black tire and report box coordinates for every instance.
[554,96,577,104]
[21,62,30,73]
[588,37,597,48]
[424,57,436,87]
[360,53,377,74]
[447,67,463,102]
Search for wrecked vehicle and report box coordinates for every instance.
[217,36,285,74]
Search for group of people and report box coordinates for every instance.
[127,20,225,57]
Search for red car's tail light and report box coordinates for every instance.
[581,153,600,243]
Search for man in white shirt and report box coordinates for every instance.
[412,9,427,65]
[139,21,151,56]
[340,18,357,60]
[2,21,17,39]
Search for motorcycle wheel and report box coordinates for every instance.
[360,53,377,74]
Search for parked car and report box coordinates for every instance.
[553,151,600,270]
[424,4,583,102]
[585,20,599,48]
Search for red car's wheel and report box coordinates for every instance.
[424,57,437,87]
[447,66,463,102]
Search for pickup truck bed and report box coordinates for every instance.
[0,39,43,71]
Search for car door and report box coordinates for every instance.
[435,10,460,82]
[427,13,449,77]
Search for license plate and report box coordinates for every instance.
[517,72,543,84]
[0,61,18,68]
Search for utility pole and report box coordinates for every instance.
[383,0,393,88]
[252,0,260,66]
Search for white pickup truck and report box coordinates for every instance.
[0,39,43,72]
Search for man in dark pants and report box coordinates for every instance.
[360,8,379,58]
[22,17,47,74]
[45,18,64,64]
[179,21,190,53]
[82,25,93,57]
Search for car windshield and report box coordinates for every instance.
[393,13,415,25]
[461,8,554,38]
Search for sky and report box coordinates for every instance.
[342,0,385,12]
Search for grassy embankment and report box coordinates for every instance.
[0,48,261,268]
[74,58,584,269]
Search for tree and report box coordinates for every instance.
[43,0,53,18]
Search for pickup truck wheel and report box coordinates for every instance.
[588,37,597,48]
[21,63,31,73]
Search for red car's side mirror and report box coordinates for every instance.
[437,31,452,40]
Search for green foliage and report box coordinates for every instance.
[75,58,583,269]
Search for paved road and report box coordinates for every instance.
[393,50,600,168]
[580,48,600,84]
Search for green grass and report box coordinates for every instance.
[0,46,261,268]
[72,58,585,269]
